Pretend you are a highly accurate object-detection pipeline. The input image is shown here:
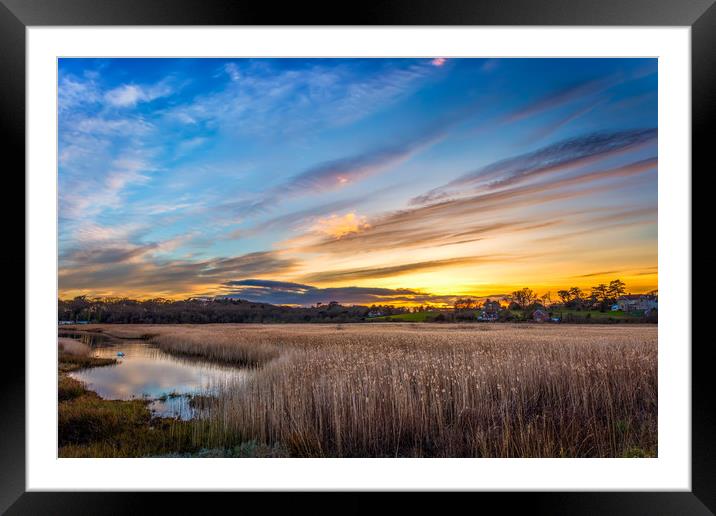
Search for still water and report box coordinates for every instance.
[63,333,248,419]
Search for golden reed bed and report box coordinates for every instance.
[64,323,658,457]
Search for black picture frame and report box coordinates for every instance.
[1,0,709,513]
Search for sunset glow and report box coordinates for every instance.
[58,58,657,305]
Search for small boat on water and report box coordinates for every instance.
[117,351,125,357]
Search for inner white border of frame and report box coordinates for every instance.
[27,26,690,491]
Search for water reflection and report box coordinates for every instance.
[59,331,112,347]
[66,338,248,420]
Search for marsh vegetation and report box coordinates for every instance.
[59,323,657,458]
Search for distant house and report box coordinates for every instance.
[483,300,501,314]
[478,300,502,322]
[532,309,549,323]
[58,320,75,325]
[366,311,384,318]
[617,295,658,312]
[617,295,640,311]
[189,296,214,304]
[477,311,498,322]
[610,304,620,311]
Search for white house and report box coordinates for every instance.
[616,295,658,312]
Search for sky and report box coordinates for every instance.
[58,58,658,306]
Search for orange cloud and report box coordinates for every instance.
[313,212,370,239]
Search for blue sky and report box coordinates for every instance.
[58,58,657,305]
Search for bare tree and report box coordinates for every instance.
[591,283,609,303]
[540,291,552,307]
[557,290,571,305]
[511,288,537,309]
[608,279,627,299]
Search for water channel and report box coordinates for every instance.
[61,331,248,419]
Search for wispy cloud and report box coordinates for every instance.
[523,99,604,144]
[302,157,656,257]
[235,195,377,238]
[412,129,657,205]
[104,80,174,108]
[225,112,466,216]
[502,76,614,124]
[59,250,299,295]
[301,256,504,284]
[58,74,101,112]
[533,206,657,244]
[60,156,155,221]
[312,212,370,239]
[73,116,154,135]
[574,270,622,278]
[167,59,443,137]
[281,126,445,194]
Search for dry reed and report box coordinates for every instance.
[58,336,91,356]
[64,323,657,457]
[185,324,655,457]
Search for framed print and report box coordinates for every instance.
[2,0,710,513]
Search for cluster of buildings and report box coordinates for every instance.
[476,300,502,321]
[475,294,658,322]
[611,294,658,315]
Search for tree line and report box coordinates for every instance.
[453,279,650,312]
[58,296,411,324]
[59,278,655,325]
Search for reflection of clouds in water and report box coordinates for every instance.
[69,340,247,416]
[149,396,200,420]
[80,360,208,397]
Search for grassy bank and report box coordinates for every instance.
[62,323,657,458]
[59,387,191,458]
[58,373,279,457]
[57,338,196,458]
[58,337,116,373]
[369,309,654,324]
[369,311,440,322]
[58,333,283,457]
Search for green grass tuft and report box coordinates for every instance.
[370,311,440,322]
